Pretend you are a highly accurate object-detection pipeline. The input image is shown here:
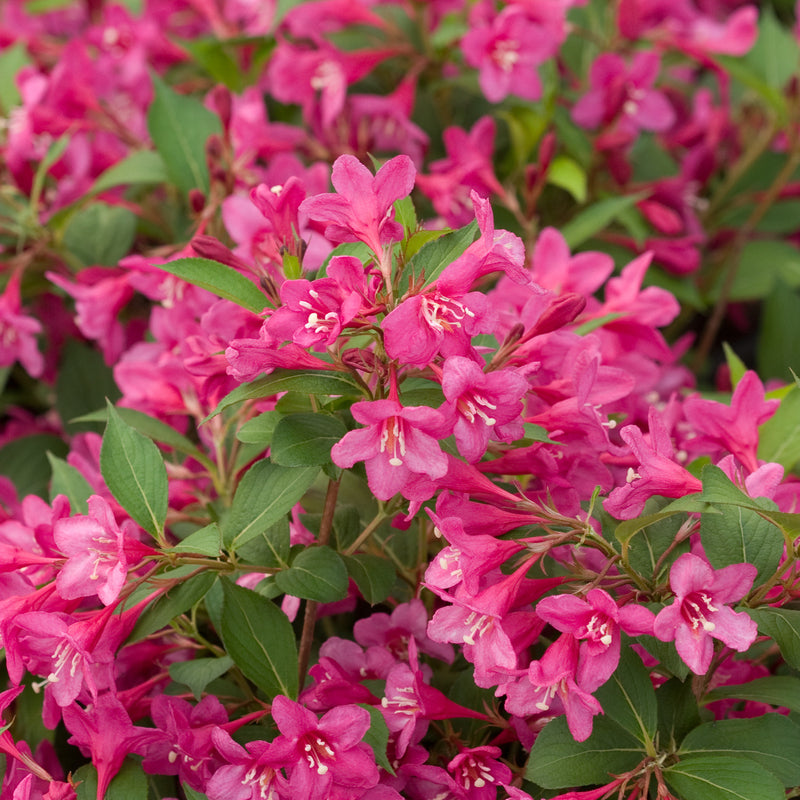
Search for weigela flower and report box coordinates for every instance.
[269,695,379,800]
[0,272,44,378]
[653,552,758,674]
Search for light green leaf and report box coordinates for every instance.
[704,675,800,714]
[680,715,800,786]
[100,401,168,538]
[0,43,29,113]
[561,193,647,249]
[236,411,281,444]
[757,279,800,381]
[270,413,346,467]
[62,202,138,267]
[547,155,588,203]
[169,523,222,556]
[274,545,349,603]
[47,454,92,515]
[219,578,298,699]
[156,256,269,313]
[223,460,319,549]
[723,342,747,387]
[664,754,785,800]
[89,150,168,195]
[758,385,800,469]
[147,73,221,195]
[745,5,800,90]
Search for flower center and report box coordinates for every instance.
[492,39,520,72]
[380,416,406,466]
[302,734,335,775]
[457,392,497,426]
[457,755,496,790]
[420,293,475,333]
[682,591,718,633]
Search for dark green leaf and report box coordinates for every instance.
[146,73,221,195]
[408,218,480,285]
[664,754,785,800]
[526,715,644,788]
[635,634,690,681]
[182,786,210,800]
[128,570,217,641]
[206,369,362,420]
[55,340,120,434]
[746,608,800,670]
[100,401,168,538]
[179,38,245,92]
[701,505,783,584]
[343,554,396,605]
[721,240,800,301]
[0,434,68,499]
[757,280,800,381]
[704,675,800,714]
[235,517,291,569]
[679,715,800,786]
[593,647,657,744]
[270,413,346,467]
[219,577,298,699]
[561,194,647,249]
[156,256,269,314]
[75,757,148,800]
[359,704,395,775]
[48,454,92,515]
[169,656,234,700]
[625,510,689,582]
[656,678,700,749]
[62,202,138,267]
[274,545,349,602]
[222,460,319,549]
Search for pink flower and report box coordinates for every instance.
[653,552,758,674]
[0,272,43,378]
[447,745,512,800]
[300,154,416,258]
[331,399,448,501]
[269,695,379,800]
[207,729,289,800]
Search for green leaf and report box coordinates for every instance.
[236,517,291,569]
[47,454,92,515]
[593,647,657,744]
[394,194,417,234]
[128,569,217,641]
[169,656,235,700]
[156,256,269,314]
[699,464,756,506]
[270,413,346,467]
[664,754,785,800]
[55,340,120,434]
[100,401,168,538]
[723,342,747,387]
[745,5,800,90]
[274,545,349,602]
[222,460,319,549]
[679,715,800,787]
[75,404,209,466]
[656,678,700,750]
[182,786,210,800]
[635,634,690,681]
[625,510,689,581]
[560,193,647,249]
[0,433,68,499]
[701,505,784,584]
[343,554,396,605]
[721,240,800,301]
[146,73,221,195]
[573,311,625,336]
[206,369,362,420]
[757,279,800,381]
[219,577,298,699]
[408,218,480,285]
[89,149,168,195]
[360,704,396,775]
[704,675,800,714]
[62,202,138,267]
[758,385,800,469]
[547,155,588,203]
[236,411,281,444]
[75,757,148,800]
[169,523,222,556]
[746,608,800,670]
[525,715,644,788]
[179,37,246,92]
[0,43,29,113]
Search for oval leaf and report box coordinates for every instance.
[746,608,800,670]
[664,754,784,800]
[219,577,298,700]
[274,545,349,603]
[271,413,347,467]
[100,401,168,538]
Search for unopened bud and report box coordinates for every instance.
[189,189,206,215]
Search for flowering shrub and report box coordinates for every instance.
[1,1,800,798]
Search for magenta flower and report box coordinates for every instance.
[331,399,448,501]
[207,729,289,800]
[653,552,758,674]
[269,695,379,800]
[0,272,44,378]
[53,495,143,606]
[300,154,415,259]
[447,745,512,800]
[535,589,655,691]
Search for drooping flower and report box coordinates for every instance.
[0,272,44,378]
[653,552,758,674]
